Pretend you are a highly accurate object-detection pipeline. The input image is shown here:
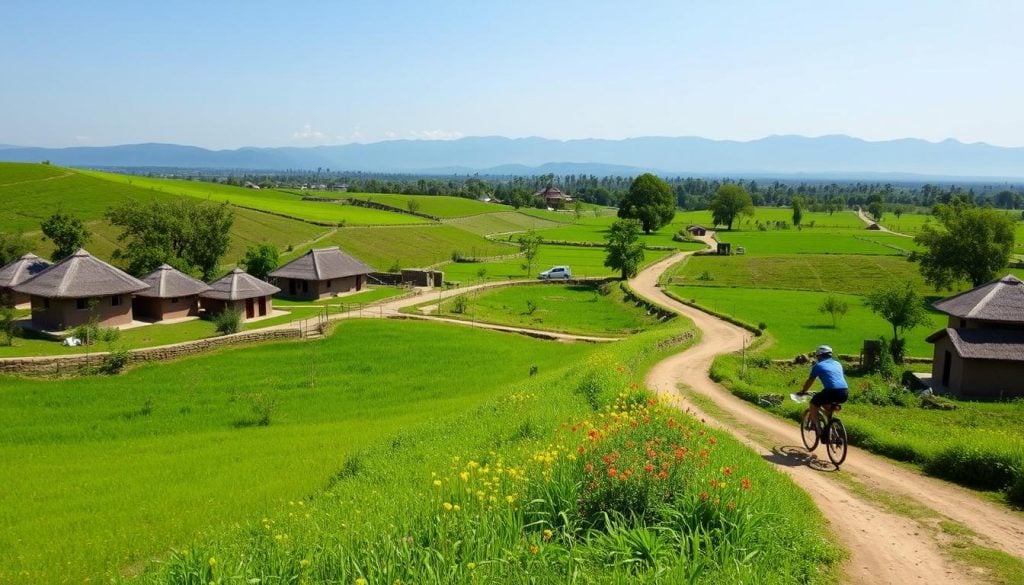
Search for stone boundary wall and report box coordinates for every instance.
[0,328,302,377]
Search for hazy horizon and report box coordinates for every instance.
[3,1,1022,150]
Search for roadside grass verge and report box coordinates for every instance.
[442,245,673,283]
[79,171,427,226]
[709,354,1024,506]
[669,284,944,358]
[0,320,597,584]
[419,283,669,336]
[130,324,841,585]
[292,225,516,270]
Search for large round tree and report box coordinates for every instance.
[618,173,676,234]
[709,184,754,230]
[915,202,1016,290]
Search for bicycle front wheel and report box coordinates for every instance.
[801,409,819,451]
[826,417,848,467]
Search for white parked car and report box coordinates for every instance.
[539,266,572,280]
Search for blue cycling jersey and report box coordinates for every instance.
[809,358,848,390]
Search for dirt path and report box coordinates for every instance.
[856,207,912,238]
[0,169,74,187]
[630,245,1024,584]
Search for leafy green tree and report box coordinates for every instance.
[604,219,645,280]
[106,199,234,279]
[242,244,280,281]
[709,184,754,230]
[517,230,543,276]
[792,196,804,227]
[41,211,90,260]
[866,281,929,363]
[818,294,848,328]
[618,173,676,234]
[406,199,422,214]
[0,232,33,265]
[867,201,885,222]
[914,203,1016,290]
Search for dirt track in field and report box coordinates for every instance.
[631,243,1024,584]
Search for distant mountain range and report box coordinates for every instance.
[2,135,1024,178]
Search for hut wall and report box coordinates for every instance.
[30,295,134,331]
[277,276,362,300]
[202,296,272,321]
[134,296,200,321]
[1,287,29,308]
[959,359,1024,399]
[929,335,965,394]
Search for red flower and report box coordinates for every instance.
[727,501,736,510]
[741,478,752,491]
[644,464,654,474]
[722,466,733,475]
[658,471,668,480]
[700,491,709,502]
[608,468,618,478]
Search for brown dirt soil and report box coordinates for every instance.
[630,243,1024,584]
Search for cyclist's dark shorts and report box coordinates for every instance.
[811,387,849,406]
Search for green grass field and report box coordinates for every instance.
[0,320,597,584]
[344,192,503,217]
[675,208,867,230]
[670,284,944,358]
[715,229,906,256]
[79,171,428,226]
[441,245,673,282]
[530,215,707,250]
[424,283,667,336]
[444,211,562,235]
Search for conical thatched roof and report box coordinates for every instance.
[11,249,149,298]
[0,253,50,288]
[200,268,280,301]
[135,264,211,298]
[269,247,373,281]
[933,274,1024,323]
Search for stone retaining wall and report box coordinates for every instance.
[0,328,302,377]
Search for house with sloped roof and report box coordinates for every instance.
[200,268,280,321]
[534,186,571,209]
[11,249,149,330]
[0,253,50,308]
[133,264,211,322]
[269,247,373,300]
[926,274,1024,398]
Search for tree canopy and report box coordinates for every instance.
[914,203,1016,290]
[242,244,280,281]
[106,199,234,280]
[40,211,90,261]
[517,230,543,276]
[866,281,930,363]
[709,184,754,230]
[0,232,33,266]
[604,219,645,280]
[617,173,676,234]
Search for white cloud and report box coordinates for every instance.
[291,124,328,141]
[408,130,464,141]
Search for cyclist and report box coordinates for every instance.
[797,345,849,429]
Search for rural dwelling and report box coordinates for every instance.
[133,264,211,322]
[686,225,707,236]
[11,248,149,331]
[200,268,280,321]
[534,186,571,208]
[0,253,50,307]
[269,247,373,300]
[926,274,1024,398]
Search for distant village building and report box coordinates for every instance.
[133,264,211,322]
[926,274,1024,398]
[200,268,280,321]
[686,225,707,236]
[11,249,149,331]
[534,186,571,208]
[270,247,373,300]
[0,253,51,308]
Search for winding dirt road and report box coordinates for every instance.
[630,245,1024,584]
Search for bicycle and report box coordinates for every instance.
[790,392,848,468]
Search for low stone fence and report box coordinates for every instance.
[0,328,302,377]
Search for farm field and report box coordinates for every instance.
[344,192,503,217]
[0,320,598,584]
[298,225,516,269]
[669,284,944,358]
[444,210,562,235]
[79,170,428,226]
[529,214,707,250]
[710,354,1024,505]
[677,208,868,230]
[441,244,673,282]
[715,229,909,256]
[421,283,667,336]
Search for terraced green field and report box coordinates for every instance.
[344,192,503,217]
[79,171,427,226]
[715,229,906,255]
[444,211,562,235]
[529,215,705,250]
[675,208,866,230]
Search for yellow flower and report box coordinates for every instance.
[467,562,477,570]
[459,471,470,482]
[208,557,217,567]
[355,578,368,585]
[542,529,553,541]
[300,558,311,568]
[506,495,515,504]
[453,504,461,512]
[433,479,442,488]
[442,502,453,511]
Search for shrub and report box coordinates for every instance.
[234,392,278,427]
[696,270,713,281]
[525,299,538,315]
[758,322,767,331]
[213,308,243,335]
[922,444,1022,492]
[850,380,914,407]
[451,249,463,262]
[0,306,17,346]
[451,295,469,314]
[98,348,131,375]
[597,282,613,296]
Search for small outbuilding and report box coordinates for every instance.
[11,248,149,331]
[926,274,1024,398]
[201,268,280,321]
[133,264,211,322]
[270,247,373,300]
[717,242,732,255]
[686,225,707,236]
[0,253,51,307]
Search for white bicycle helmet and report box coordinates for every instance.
[816,344,833,358]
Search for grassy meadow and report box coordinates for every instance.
[0,320,597,584]
[344,192,503,217]
[421,283,668,336]
[444,210,563,235]
[441,245,673,283]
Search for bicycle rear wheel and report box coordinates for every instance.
[801,409,819,451]
[825,417,848,467]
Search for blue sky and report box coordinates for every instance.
[2,0,1022,149]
